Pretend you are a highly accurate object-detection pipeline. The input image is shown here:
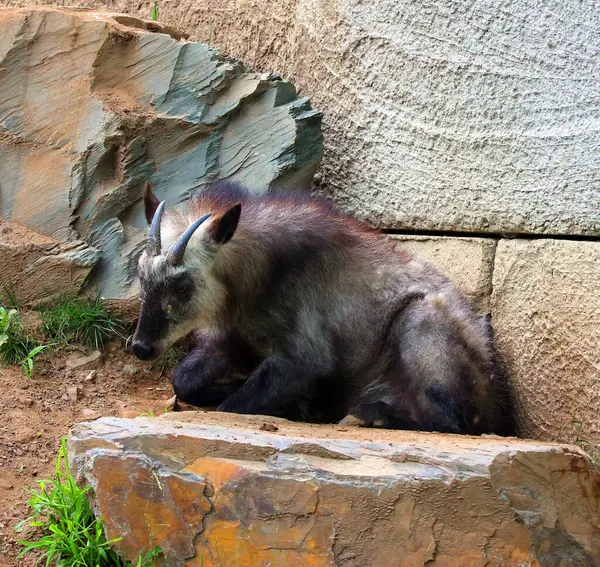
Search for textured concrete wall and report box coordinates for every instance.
[3,0,599,235]
[492,239,600,445]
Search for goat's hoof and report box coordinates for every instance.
[338,414,367,427]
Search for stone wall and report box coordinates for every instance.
[492,240,600,445]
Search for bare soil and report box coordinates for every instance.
[0,341,177,566]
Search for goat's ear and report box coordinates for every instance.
[144,182,161,226]
[209,203,241,245]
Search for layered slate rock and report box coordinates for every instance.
[0,7,323,300]
[0,218,99,305]
[19,0,600,236]
[69,412,600,567]
[492,239,600,446]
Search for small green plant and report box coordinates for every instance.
[39,296,128,350]
[17,438,163,567]
[0,305,38,365]
[0,306,17,346]
[151,0,158,21]
[20,344,51,378]
[571,419,600,464]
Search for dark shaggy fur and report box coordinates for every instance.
[133,181,514,435]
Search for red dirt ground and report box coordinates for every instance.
[0,341,178,566]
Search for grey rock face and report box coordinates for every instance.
[0,7,323,300]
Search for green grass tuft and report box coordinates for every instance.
[39,296,128,351]
[571,419,600,464]
[17,438,163,567]
[0,305,39,366]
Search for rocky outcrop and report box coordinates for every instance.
[69,412,600,567]
[13,0,600,236]
[492,239,600,446]
[0,218,99,305]
[0,7,323,300]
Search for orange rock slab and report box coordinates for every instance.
[69,412,600,567]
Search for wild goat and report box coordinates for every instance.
[132,181,513,435]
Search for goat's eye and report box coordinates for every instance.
[172,277,193,297]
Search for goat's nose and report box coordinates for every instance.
[132,341,156,361]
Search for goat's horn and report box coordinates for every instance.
[168,213,211,265]
[147,201,166,256]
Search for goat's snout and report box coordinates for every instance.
[132,340,157,361]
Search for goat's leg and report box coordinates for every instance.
[172,332,257,407]
[216,356,311,415]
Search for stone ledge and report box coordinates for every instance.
[69,412,600,567]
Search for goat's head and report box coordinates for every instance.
[132,184,241,361]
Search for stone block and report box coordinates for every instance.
[66,350,105,372]
[492,239,600,446]
[69,412,600,566]
[392,235,495,313]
